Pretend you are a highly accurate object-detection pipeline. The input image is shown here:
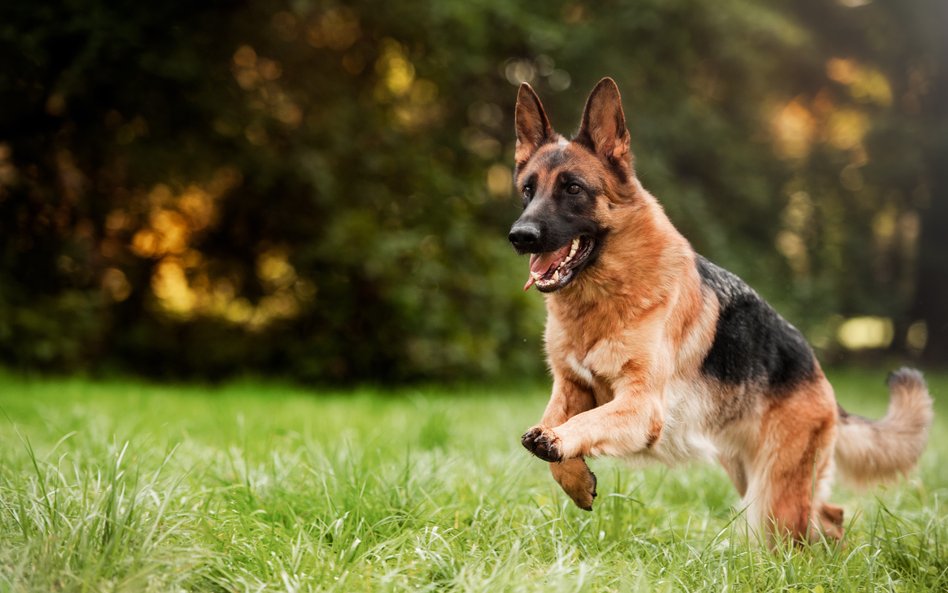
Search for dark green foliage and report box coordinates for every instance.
[0,0,944,382]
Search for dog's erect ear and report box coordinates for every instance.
[576,78,631,175]
[515,83,554,167]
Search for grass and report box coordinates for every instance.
[0,369,945,592]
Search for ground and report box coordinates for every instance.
[0,369,945,592]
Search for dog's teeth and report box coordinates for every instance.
[553,270,560,282]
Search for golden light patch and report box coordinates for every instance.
[257,248,297,290]
[837,316,894,350]
[178,187,216,230]
[375,39,415,98]
[772,99,815,159]
[776,231,808,276]
[102,267,132,302]
[826,109,868,150]
[152,258,196,315]
[827,58,892,106]
[486,164,513,198]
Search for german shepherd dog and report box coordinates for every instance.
[510,78,933,544]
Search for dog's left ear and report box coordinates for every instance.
[576,78,631,175]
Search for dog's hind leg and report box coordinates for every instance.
[749,379,839,546]
[818,502,844,541]
[523,374,599,509]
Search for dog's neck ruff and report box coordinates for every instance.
[548,190,684,313]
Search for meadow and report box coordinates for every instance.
[0,369,945,592]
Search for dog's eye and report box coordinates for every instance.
[522,185,534,199]
[566,183,582,195]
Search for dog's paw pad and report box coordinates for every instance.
[521,426,563,462]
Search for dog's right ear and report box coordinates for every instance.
[515,83,554,168]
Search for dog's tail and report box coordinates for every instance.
[834,368,933,487]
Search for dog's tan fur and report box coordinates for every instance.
[514,78,933,545]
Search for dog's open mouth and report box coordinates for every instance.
[523,236,595,292]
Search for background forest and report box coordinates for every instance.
[1,0,945,382]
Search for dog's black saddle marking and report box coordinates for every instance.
[696,255,816,393]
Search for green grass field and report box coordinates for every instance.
[0,369,945,592]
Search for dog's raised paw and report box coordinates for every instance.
[521,426,563,462]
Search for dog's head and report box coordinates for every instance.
[509,78,635,293]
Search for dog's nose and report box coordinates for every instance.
[509,222,542,252]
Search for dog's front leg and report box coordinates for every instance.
[522,374,598,510]
[523,375,664,462]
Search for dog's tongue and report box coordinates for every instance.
[523,244,571,291]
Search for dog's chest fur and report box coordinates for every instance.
[547,307,721,465]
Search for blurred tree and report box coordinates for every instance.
[788,0,948,361]
[0,0,943,382]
